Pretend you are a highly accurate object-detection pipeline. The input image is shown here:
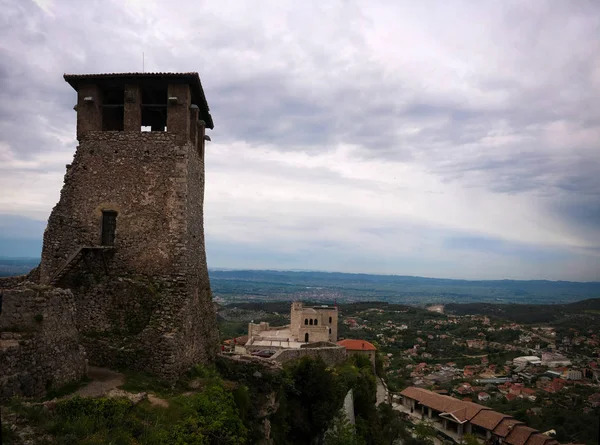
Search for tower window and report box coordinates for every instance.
[305,333,309,342]
[314,319,318,326]
[101,210,118,246]
[329,316,332,323]
[101,87,124,131]
[141,86,168,131]
[304,319,308,325]
[309,319,313,326]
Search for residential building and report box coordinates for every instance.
[398,387,562,444]
[541,352,571,368]
[337,339,377,368]
[513,356,542,366]
[478,392,490,402]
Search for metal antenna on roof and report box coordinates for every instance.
[143,52,145,73]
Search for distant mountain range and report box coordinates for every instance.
[2,261,599,305]
[0,257,39,277]
[209,269,600,305]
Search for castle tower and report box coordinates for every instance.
[38,73,218,381]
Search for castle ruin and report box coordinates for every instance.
[1,72,219,395]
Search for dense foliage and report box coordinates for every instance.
[446,299,600,325]
[6,377,248,445]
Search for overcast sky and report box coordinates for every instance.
[1,0,599,281]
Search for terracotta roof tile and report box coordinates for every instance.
[337,339,376,351]
[524,434,555,445]
[494,418,525,438]
[505,425,538,445]
[399,387,487,422]
[471,409,510,430]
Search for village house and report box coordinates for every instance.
[337,339,377,368]
[398,387,562,444]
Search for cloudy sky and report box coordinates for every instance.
[1,0,599,281]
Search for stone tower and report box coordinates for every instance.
[38,73,218,381]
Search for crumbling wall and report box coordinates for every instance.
[0,275,28,290]
[39,132,188,283]
[271,346,347,366]
[0,285,87,400]
[37,130,217,381]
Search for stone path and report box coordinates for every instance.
[75,366,125,397]
[376,376,388,406]
[72,366,170,407]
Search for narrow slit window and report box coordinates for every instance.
[101,210,118,246]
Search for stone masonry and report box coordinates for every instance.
[28,73,217,382]
[0,284,87,400]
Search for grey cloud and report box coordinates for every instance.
[1,0,600,279]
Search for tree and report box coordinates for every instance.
[284,357,347,444]
[324,413,366,445]
[377,403,408,445]
[412,421,436,445]
[461,433,480,445]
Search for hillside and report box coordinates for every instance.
[3,262,599,305]
[0,257,38,277]
[445,298,600,327]
[210,269,600,305]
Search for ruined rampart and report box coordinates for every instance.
[0,285,87,400]
[271,345,347,366]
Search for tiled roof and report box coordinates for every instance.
[401,387,559,442]
[63,72,214,129]
[505,425,538,445]
[524,434,557,445]
[337,339,376,351]
[235,335,248,345]
[399,387,487,422]
[64,71,200,78]
[471,409,510,430]
[494,418,525,438]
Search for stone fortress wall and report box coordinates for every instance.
[271,344,347,366]
[34,74,219,382]
[0,284,87,400]
[0,73,218,397]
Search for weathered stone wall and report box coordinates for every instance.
[39,131,189,283]
[36,126,217,380]
[179,132,218,367]
[0,275,28,290]
[270,346,347,366]
[0,286,87,400]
